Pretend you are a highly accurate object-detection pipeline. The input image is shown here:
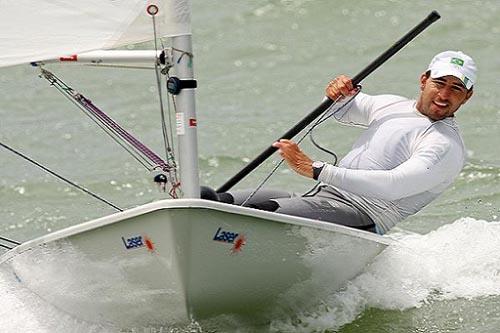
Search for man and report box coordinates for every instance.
[229,50,476,234]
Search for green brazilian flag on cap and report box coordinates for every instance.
[451,57,464,66]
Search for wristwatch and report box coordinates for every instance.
[312,161,325,180]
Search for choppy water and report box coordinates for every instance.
[0,0,499,332]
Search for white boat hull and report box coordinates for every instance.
[0,199,390,328]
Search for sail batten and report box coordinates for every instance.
[0,0,191,68]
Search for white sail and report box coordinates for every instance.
[0,0,191,68]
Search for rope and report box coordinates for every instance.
[172,47,194,64]
[40,68,171,173]
[151,13,181,198]
[309,132,338,166]
[0,236,21,250]
[0,140,123,212]
[241,88,362,206]
[78,94,170,170]
[83,64,155,70]
[0,243,13,250]
[0,236,20,245]
[152,14,174,162]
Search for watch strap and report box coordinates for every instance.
[312,162,325,180]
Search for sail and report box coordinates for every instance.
[0,0,191,68]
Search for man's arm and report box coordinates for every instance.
[273,75,371,178]
[326,75,375,127]
[272,139,313,178]
[325,75,356,99]
[317,142,464,201]
[274,76,382,178]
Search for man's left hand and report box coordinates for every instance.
[272,139,313,178]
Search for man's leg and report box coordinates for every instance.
[224,189,295,206]
[226,187,376,233]
[272,195,376,232]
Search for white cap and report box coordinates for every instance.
[427,50,477,89]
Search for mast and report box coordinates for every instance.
[171,34,200,199]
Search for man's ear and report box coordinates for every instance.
[462,89,473,105]
[419,73,428,91]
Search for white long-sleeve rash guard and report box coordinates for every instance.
[318,92,466,233]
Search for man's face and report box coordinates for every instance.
[416,74,473,121]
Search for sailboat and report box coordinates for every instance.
[0,0,439,328]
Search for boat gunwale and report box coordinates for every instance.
[0,198,391,263]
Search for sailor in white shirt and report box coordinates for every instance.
[229,51,476,234]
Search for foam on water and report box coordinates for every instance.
[0,242,196,332]
[271,217,500,332]
[0,269,200,333]
[0,270,111,332]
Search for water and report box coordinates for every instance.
[0,0,499,331]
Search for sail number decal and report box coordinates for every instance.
[121,234,155,252]
[213,227,246,253]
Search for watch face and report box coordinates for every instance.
[312,161,324,168]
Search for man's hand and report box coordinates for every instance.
[272,139,313,178]
[325,75,357,100]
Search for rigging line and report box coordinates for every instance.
[43,73,156,171]
[309,132,338,165]
[163,88,180,192]
[158,40,176,163]
[150,17,179,199]
[171,47,194,64]
[78,102,155,170]
[79,96,169,170]
[164,73,178,169]
[302,87,362,166]
[49,77,155,170]
[151,14,174,162]
[0,236,20,245]
[81,111,156,171]
[164,74,180,185]
[83,64,155,70]
[301,181,322,197]
[0,243,13,250]
[154,63,173,161]
[41,68,170,171]
[0,140,123,212]
[241,125,316,206]
[241,91,361,206]
[311,86,362,127]
[150,14,179,199]
[302,89,363,166]
[241,159,285,207]
[241,119,326,207]
[81,109,157,171]
[164,70,177,168]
